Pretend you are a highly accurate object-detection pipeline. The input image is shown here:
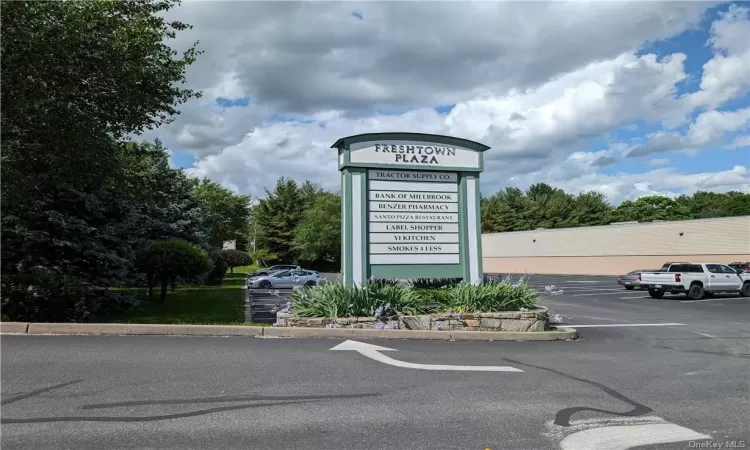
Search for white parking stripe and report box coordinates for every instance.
[619,296,649,299]
[574,291,635,297]
[565,323,686,327]
[680,297,744,303]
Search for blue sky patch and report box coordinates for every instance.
[216,96,251,108]
[266,113,316,124]
[434,104,455,115]
[170,151,197,169]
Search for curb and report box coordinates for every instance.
[1,322,577,341]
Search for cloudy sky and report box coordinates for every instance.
[144,1,750,204]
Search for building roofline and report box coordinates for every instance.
[482,215,750,236]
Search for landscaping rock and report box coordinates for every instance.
[277,307,550,333]
[402,316,430,331]
[480,318,502,328]
[498,319,544,332]
[498,312,521,319]
[431,320,448,331]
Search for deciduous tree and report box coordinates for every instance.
[293,192,342,265]
[221,249,253,273]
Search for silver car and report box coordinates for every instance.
[617,270,649,290]
[248,269,319,289]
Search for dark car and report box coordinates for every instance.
[617,270,650,290]
[729,262,750,274]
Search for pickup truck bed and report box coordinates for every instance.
[639,263,750,300]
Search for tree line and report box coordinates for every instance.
[480,184,750,233]
[248,181,749,269]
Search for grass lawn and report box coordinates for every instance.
[108,273,267,325]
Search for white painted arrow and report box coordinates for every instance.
[330,340,524,372]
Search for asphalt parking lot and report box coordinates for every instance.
[3,273,748,449]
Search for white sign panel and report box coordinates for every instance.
[369,170,457,183]
[369,201,459,213]
[369,191,458,202]
[368,169,461,265]
[370,254,460,265]
[369,180,457,193]
[370,223,459,233]
[370,244,460,254]
[370,233,460,244]
[369,212,458,223]
[350,140,480,169]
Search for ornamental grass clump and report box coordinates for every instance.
[290,280,430,318]
[437,279,538,313]
[408,278,462,290]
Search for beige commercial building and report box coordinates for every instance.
[482,216,750,275]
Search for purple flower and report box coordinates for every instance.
[375,322,386,330]
[348,324,356,329]
[325,323,339,329]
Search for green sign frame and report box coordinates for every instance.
[332,132,489,286]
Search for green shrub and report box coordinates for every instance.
[204,254,229,286]
[221,249,252,273]
[435,280,538,313]
[1,273,137,322]
[408,278,462,289]
[291,281,430,318]
[145,240,213,303]
[289,279,537,318]
[367,278,399,288]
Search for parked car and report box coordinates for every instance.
[247,265,299,278]
[617,270,650,290]
[639,262,750,300]
[247,269,319,289]
[729,261,750,274]
[658,261,690,272]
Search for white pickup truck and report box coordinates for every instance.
[639,262,750,300]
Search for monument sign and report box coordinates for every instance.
[332,133,489,287]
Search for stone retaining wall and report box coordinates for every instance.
[275,307,548,332]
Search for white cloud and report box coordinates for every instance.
[685,108,750,146]
[728,135,750,149]
[146,1,750,204]
[514,164,749,204]
[628,107,750,157]
[645,158,671,167]
[684,4,750,111]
